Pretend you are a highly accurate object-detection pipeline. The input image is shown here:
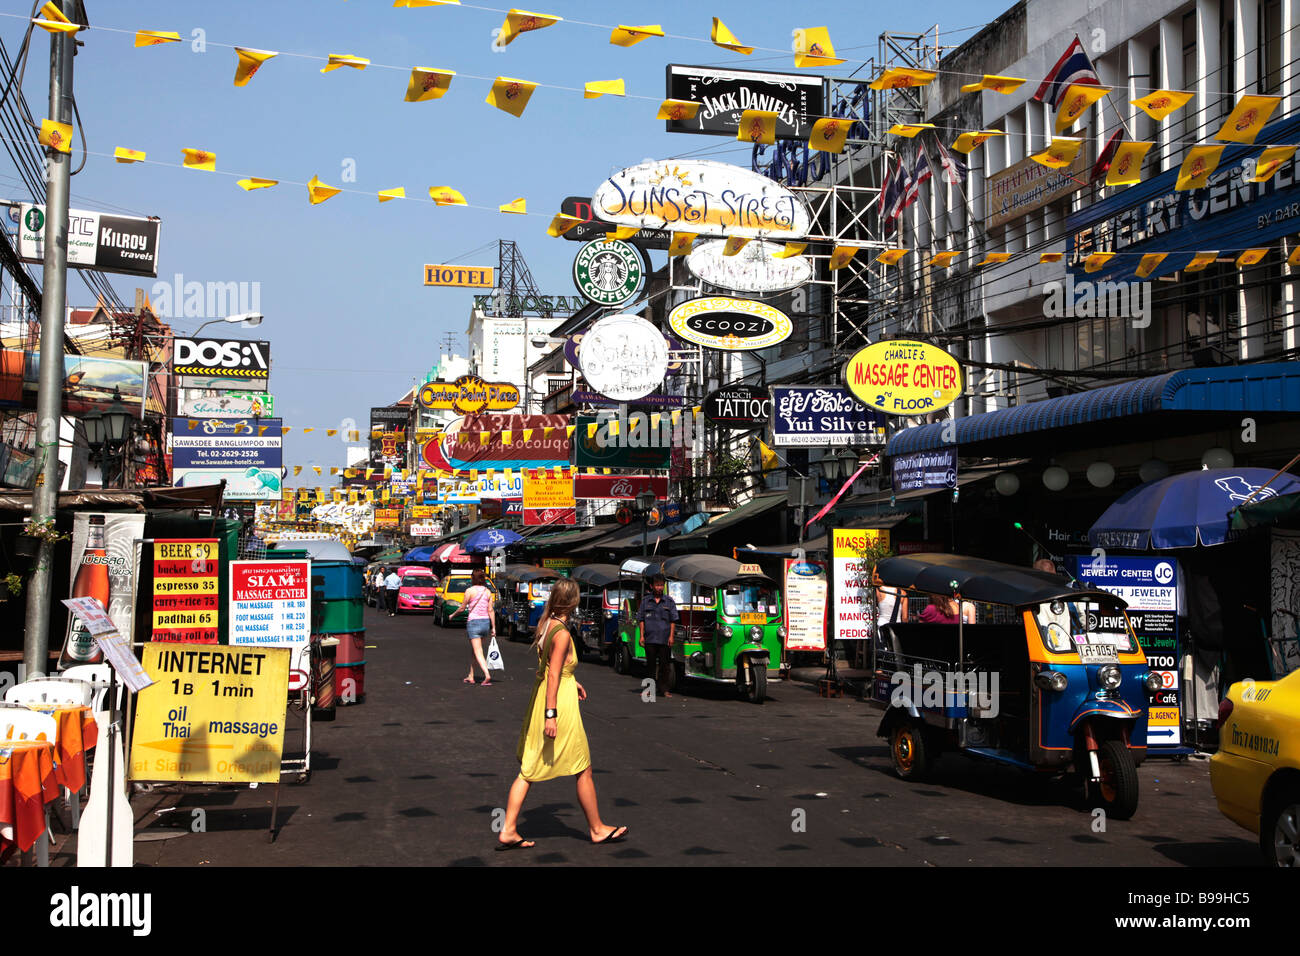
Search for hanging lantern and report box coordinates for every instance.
[1201,447,1234,469]
[1086,462,1116,488]
[1042,466,1069,491]
[994,472,1020,496]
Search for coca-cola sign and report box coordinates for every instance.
[574,474,669,500]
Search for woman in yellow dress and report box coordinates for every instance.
[497,578,628,850]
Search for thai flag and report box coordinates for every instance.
[935,139,968,184]
[901,151,931,212]
[1033,36,1100,109]
[1090,126,1125,182]
[880,156,909,221]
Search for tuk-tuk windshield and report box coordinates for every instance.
[604,586,636,607]
[666,581,693,606]
[1033,599,1137,654]
[722,583,779,618]
[531,580,555,600]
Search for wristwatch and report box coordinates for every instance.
[545,708,558,719]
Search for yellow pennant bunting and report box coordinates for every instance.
[1184,252,1218,273]
[135,31,181,47]
[929,251,961,268]
[1106,141,1154,186]
[1030,137,1083,169]
[723,237,751,256]
[586,423,598,439]
[1039,252,1065,263]
[313,466,322,475]
[950,130,1004,153]
[378,187,405,202]
[322,54,369,74]
[792,27,845,68]
[500,197,527,214]
[610,24,663,47]
[233,48,277,86]
[668,233,698,256]
[479,431,490,445]
[429,186,467,206]
[38,119,72,154]
[1083,252,1115,273]
[1174,146,1225,190]
[773,242,807,259]
[237,177,278,190]
[738,110,778,145]
[1055,84,1110,132]
[502,431,513,445]
[1216,95,1281,144]
[1237,248,1268,268]
[406,67,455,102]
[1251,146,1295,183]
[657,99,700,121]
[603,226,638,240]
[829,246,862,270]
[975,252,1011,266]
[870,67,937,90]
[584,79,625,99]
[1131,89,1193,121]
[710,18,752,55]
[181,148,216,171]
[34,3,78,33]
[546,213,582,237]
[876,248,909,265]
[293,465,302,476]
[809,117,850,154]
[302,428,314,434]
[114,147,146,163]
[282,427,291,435]
[496,10,563,47]
[888,123,935,138]
[1289,247,1300,268]
[960,75,1026,94]
[523,429,534,441]
[486,77,537,117]
[308,176,341,205]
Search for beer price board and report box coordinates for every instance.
[151,538,220,643]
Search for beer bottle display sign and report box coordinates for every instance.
[58,512,146,671]
[63,515,110,664]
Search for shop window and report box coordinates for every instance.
[1259,0,1283,94]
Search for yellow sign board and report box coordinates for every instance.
[417,374,519,414]
[423,264,495,288]
[842,339,963,416]
[831,528,890,558]
[130,645,289,783]
[522,471,575,511]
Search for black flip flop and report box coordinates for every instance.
[593,826,628,845]
[495,838,535,851]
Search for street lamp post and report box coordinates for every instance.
[82,388,135,488]
[636,490,656,557]
[189,312,264,338]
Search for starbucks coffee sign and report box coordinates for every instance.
[572,239,644,307]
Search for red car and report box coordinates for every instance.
[394,566,440,614]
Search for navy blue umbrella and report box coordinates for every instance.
[462,528,524,553]
[403,546,439,562]
[1088,467,1300,550]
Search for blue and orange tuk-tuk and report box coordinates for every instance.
[870,553,1162,819]
[570,563,626,661]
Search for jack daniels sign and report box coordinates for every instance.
[665,64,825,141]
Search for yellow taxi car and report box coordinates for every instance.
[433,571,494,628]
[1209,668,1300,867]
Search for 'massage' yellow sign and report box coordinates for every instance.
[424,264,495,288]
[130,645,289,783]
[842,340,963,416]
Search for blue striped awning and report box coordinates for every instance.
[887,361,1300,456]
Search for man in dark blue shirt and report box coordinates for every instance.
[637,574,679,698]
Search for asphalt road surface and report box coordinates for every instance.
[52,605,1262,867]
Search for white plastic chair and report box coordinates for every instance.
[0,703,58,743]
[60,665,118,718]
[5,677,94,708]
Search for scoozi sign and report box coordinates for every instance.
[417,375,519,414]
[843,340,963,416]
[592,160,812,239]
[173,338,271,382]
[572,238,645,307]
[669,296,791,351]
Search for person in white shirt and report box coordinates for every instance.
[384,568,402,616]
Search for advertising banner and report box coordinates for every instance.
[665,65,824,140]
[173,338,270,390]
[436,472,524,502]
[59,513,146,670]
[831,529,889,641]
[229,560,311,692]
[523,469,575,512]
[17,202,161,277]
[436,413,571,471]
[178,391,275,418]
[560,196,673,247]
[783,558,828,652]
[171,417,283,501]
[986,150,1089,229]
[374,508,402,529]
[704,383,771,430]
[892,447,958,493]
[770,386,886,446]
[151,539,220,644]
[574,415,672,469]
[409,523,440,537]
[842,340,964,416]
[423,264,494,287]
[0,351,148,419]
[417,375,519,413]
[573,474,669,499]
[524,507,577,527]
[130,645,290,784]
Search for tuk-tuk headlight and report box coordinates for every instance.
[777,625,787,640]
[604,609,614,619]
[1143,671,1163,694]
[748,625,763,641]
[717,624,732,641]
[1034,669,1068,692]
[1098,664,1122,690]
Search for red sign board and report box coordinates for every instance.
[573,474,669,500]
[524,507,577,527]
[151,538,220,643]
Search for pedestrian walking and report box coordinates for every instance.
[458,568,496,685]
[637,574,678,698]
[370,566,385,607]
[384,567,401,616]
[497,578,627,851]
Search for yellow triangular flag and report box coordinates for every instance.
[829,246,862,270]
[1251,146,1295,183]
[586,423,598,439]
[876,248,909,265]
[773,242,807,259]
[1030,137,1083,169]
[486,77,538,117]
[929,251,961,268]
[1184,252,1218,273]
[668,233,697,256]
[888,123,935,138]
[737,110,778,145]
[38,119,72,154]
[308,176,341,205]
[1105,141,1154,186]
[501,431,513,445]
[114,147,146,163]
[792,27,845,67]
[711,18,752,54]
[378,187,405,202]
[809,117,850,153]
[237,177,278,191]
[975,252,1011,266]
[500,197,526,214]
[303,428,315,434]
[181,148,216,171]
[523,429,534,441]
[657,99,700,121]
[960,75,1026,94]
[34,3,78,34]
[496,9,562,47]
[1054,84,1110,133]
[546,213,582,237]
[1216,94,1280,143]
[405,67,455,102]
[1174,146,1225,190]
[429,186,467,206]
[1039,252,1064,263]
[233,48,277,87]
[950,130,1004,154]
[1135,253,1167,278]
[322,54,369,74]
[723,237,750,256]
[1289,248,1300,268]
[313,466,322,475]
[282,427,291,435]
[479,431,490,445]
[870,67,936,90]
[610,24,663,47]
[1131,89,1193,121]
[135,31,181,47]
[1237,248,1268,268]
[293,465,302,476]
[584,79,625,99]
[1083,252,1115,273]
[603,226,638,240]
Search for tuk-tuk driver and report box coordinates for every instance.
[638,574,679,699]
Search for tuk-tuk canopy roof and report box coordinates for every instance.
[619,556,670,578]
[874,553,1128,610]
[661,554,776,588]
[498,564,564,583]
[571,563,622,588]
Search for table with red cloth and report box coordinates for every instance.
[24,705,98,792]
[0,739,59,856]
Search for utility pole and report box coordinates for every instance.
[24,9,80,678]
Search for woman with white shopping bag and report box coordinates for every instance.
[459,568,498,686]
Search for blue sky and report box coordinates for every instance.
[9,0,1004,475]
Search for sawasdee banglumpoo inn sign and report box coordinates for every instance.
[842,340,963,416]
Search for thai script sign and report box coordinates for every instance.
[770,385,886,446]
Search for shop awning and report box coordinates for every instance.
[439,519,494,542]
[523,524,624,550]
[581,521,682,553]
[887,362,1300,456]
[667,493,787,552]
[0,484,226,512]
[735,512,912,557]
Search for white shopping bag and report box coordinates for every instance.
[486,636,505,671]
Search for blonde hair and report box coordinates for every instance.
[531,578,580,654]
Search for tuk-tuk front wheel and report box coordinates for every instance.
[1088,738,1140,820]
[744,659,767,704]
[889,721,932,781]
[612,643,631,675]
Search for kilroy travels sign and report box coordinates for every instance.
[579,314,669,402]
[842,340,964,416]
[16,203,161,278]
[423,264,495,288]
[664,65,824,140]
[173,338,270,384]
[561,197,673,248]
[668,296,792,351]
[572,238,645,307]
[592,160,812,240]
[686,238,812,295]
[704,383,772,430]
[770,386,886,446]
[417,375,519,414]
